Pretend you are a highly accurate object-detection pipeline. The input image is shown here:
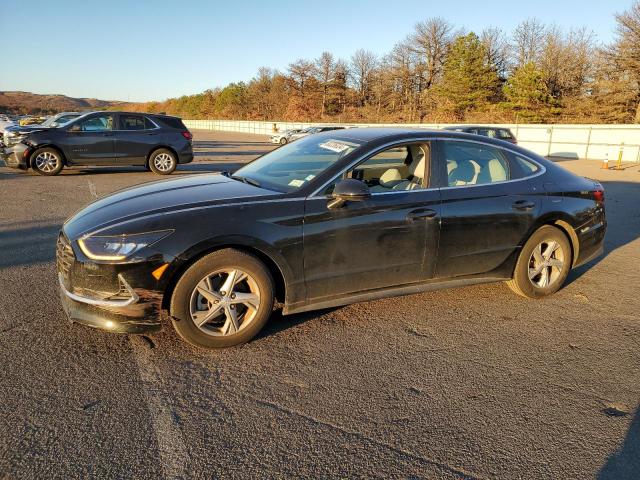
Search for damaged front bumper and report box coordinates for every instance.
[57,233,170,334]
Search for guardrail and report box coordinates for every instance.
[183,119,640,163]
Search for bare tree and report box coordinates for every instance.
[350,49,378,106]
[410,18,454,90]
[540,26,595,101]
[287,59,316,98]
[315,51,335,118]
[481,27,510,79]
[512,18,546,67]
[612,0,640,121]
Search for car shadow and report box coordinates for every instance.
[598,405,639,480]
[0,220,64,269]
[256,307,342,341]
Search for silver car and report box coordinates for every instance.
[270,128,302,145]
[288,126,346,142]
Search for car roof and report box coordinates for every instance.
[313,126,526,151]
[444,125,512,131]
[78,110,182,119]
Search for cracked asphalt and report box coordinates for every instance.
[0,131,639,479]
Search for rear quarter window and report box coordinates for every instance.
[155,116,187,130]
[509,153,541,179]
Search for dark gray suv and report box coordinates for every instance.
[1,111,193,175]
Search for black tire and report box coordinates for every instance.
[170,248,275,349]
[148,148,177,175]
[506,225,572,298]
[31,147,63,176]
[279,137,287,145]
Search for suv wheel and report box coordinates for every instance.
[31,148,63,176]
[148,149,177,175]
[170,248,275,349]
[506,225,572,298]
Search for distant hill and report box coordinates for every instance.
[0,91,130,114]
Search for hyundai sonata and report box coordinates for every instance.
[57,128,605,349]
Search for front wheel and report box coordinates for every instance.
[31,148,63,176]
[279,137,287,145]
[148,149,177,175]
[506,225,572,298]
[170,249,275,348]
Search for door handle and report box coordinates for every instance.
[406,208,437,221]
[512,200,535,211]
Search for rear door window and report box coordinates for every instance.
[443,140,510,186]
[497,129,514,140]
[119,114,146,130]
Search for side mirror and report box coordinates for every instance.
[327,178,371,209]
[67,124,81,132]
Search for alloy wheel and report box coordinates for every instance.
[35,151,60,173]
[189,268,261,336]
[528,240,565,288]
[153,153,175,172]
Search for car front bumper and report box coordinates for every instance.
[1,143,29,169]
[56,233,171,334]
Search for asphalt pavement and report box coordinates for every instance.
[0,130,638,479]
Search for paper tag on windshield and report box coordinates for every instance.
[288,179,305,187]
[319,140,350,153]
[305,174,315,181]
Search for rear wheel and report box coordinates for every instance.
[31,148,63,176]
[507,225,572,298]
[148,148,177,175]
[170,249,275,348]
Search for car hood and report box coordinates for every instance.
[5,125,52,135]
[63,174,281,238]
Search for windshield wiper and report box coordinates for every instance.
[231,174,261,187]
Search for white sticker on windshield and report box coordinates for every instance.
[288,179,305,187]
[319,140,350,153]
[305,174,315,181]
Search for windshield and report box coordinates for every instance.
[42,114,78,127]
[233,135,361,193]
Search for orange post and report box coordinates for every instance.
[601,153,609,169]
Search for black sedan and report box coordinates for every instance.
[56,128,606,349]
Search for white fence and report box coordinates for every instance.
[183,119,640,163]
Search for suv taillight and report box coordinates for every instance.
[593,188,605,203]
[181,131,193,141]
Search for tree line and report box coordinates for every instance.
[127,2,640,124]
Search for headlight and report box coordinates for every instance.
[78,230,173,261]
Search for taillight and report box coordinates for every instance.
[181,131,193,141]
[593,189,605,203]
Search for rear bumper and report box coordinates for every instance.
[177,143,194,164]
[574,220,606,267]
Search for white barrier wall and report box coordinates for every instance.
[183,119,640,163]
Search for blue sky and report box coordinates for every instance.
[0,0,632,102]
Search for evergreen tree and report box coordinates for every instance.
[504,62,554,122]
[436,33,501,119]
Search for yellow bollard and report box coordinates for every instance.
[615,143,624,170]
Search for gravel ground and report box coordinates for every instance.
[0,130,638,479]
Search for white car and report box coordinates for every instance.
[270,129,303,145]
